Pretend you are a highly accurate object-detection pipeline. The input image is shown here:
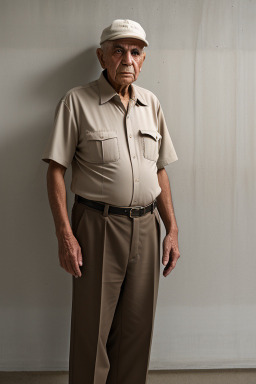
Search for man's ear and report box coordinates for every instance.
[139,52,146,72]
[96,48,106,69]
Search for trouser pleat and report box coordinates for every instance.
[106,210,161,384]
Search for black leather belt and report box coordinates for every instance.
[75,195,157,218]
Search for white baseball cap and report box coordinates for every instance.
[100,19,149,47]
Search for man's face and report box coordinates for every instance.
[96,38,146,89]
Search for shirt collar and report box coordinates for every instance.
[98,70,148,107]
[131,84,148,107]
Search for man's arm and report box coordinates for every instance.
[47,160,82,278]
[156,167,180,277]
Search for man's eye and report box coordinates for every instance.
[115,49,123,54]
[132,50,140,55]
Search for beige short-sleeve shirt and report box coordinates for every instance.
[42,70,178,207]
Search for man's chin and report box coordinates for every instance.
[116,74,136,85]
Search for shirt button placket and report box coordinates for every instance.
[126,110,139,206]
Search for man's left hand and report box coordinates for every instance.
[162,230,180,277]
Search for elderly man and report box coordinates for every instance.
[42,19,180,384]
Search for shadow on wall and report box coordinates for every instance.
[0,47,101,347]
[36,46,100,102]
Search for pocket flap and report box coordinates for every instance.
[139,129,162,141]
[86,130,118,141]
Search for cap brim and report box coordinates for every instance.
[101,33,149,47]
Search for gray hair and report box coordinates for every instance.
[100,41,112,52]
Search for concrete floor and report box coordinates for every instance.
[0,369,256,384]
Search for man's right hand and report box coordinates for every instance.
[57,231,83,278]
[46,160,83,278]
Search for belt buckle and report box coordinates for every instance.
[129,206,145,218]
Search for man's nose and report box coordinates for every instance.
[122,51,132,65]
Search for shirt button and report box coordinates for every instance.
[135,178,139,182]
[127,115,130,119]
[133,155,136,159]
[129,134,132,138]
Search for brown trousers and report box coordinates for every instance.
[69,199,161,384]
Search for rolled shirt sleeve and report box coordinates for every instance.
[42,98,79,168]
[156,103,178,169]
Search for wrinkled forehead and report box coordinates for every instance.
[104,38,146,50]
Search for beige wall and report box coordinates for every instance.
[1,0,256,370]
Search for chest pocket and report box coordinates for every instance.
[140,129,162,162]
[85,130,120,164]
